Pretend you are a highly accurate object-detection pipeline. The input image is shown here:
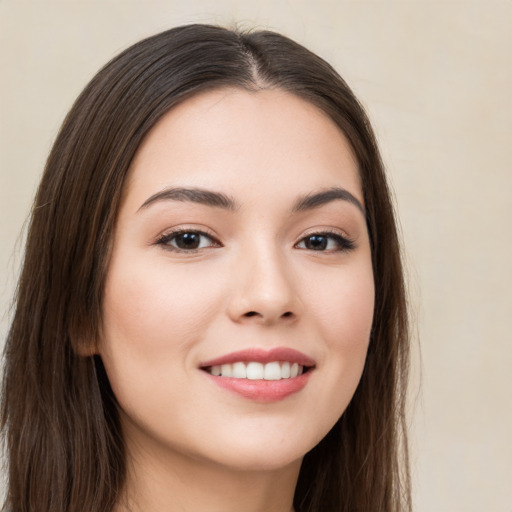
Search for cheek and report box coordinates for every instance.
[98,256,228,434]
[306,264,375,349]
[101,258,225,356]
[301,262,374,402]
[98,256,229,415]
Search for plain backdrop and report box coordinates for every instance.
[1,1,511,510]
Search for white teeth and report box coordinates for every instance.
[232,362,247,379]
[221,364,232,377]
[263,361,282,380]
[281,361,291,379]
[246,362,264,380]
[207,361,306,380]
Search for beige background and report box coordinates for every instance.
[1,1,511,510]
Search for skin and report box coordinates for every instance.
[98,88,375,512]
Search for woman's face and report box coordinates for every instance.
[99,88,374,472]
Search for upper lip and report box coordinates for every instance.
[199,347,316,368]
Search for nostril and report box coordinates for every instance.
[240,310,294,321]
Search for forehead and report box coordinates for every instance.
[124,88,362,210]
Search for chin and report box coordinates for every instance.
[193,425,326,473]
[209,447,305,473]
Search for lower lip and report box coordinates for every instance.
[203,371,312,402]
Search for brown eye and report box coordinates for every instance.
[303,235,328,250]
[296,232,356,252]
[157,230,219,252]
[174,232,202,249]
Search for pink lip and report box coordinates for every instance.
[199,347,315,403]
[200,347,315,368]
[203,372,312,403]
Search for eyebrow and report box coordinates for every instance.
[292,187,365,215]
[138,185,365,215]
[138,187,238,212]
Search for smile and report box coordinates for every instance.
[199,348,315,402]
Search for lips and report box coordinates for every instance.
[200,347,315,368]
[199,348,315,402]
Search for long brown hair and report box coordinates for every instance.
[1,24,411,512]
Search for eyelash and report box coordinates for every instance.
[155,229,356,254]
[295,230,356,253]
[155,229,221,253]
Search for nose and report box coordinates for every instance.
[226,246,302,326]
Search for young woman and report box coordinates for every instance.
[1,24,411,512]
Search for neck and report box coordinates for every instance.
[115,431,301,512]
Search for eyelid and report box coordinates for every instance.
[155,226,222,252]
[298,226,351,240]
[294,228,356,252]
